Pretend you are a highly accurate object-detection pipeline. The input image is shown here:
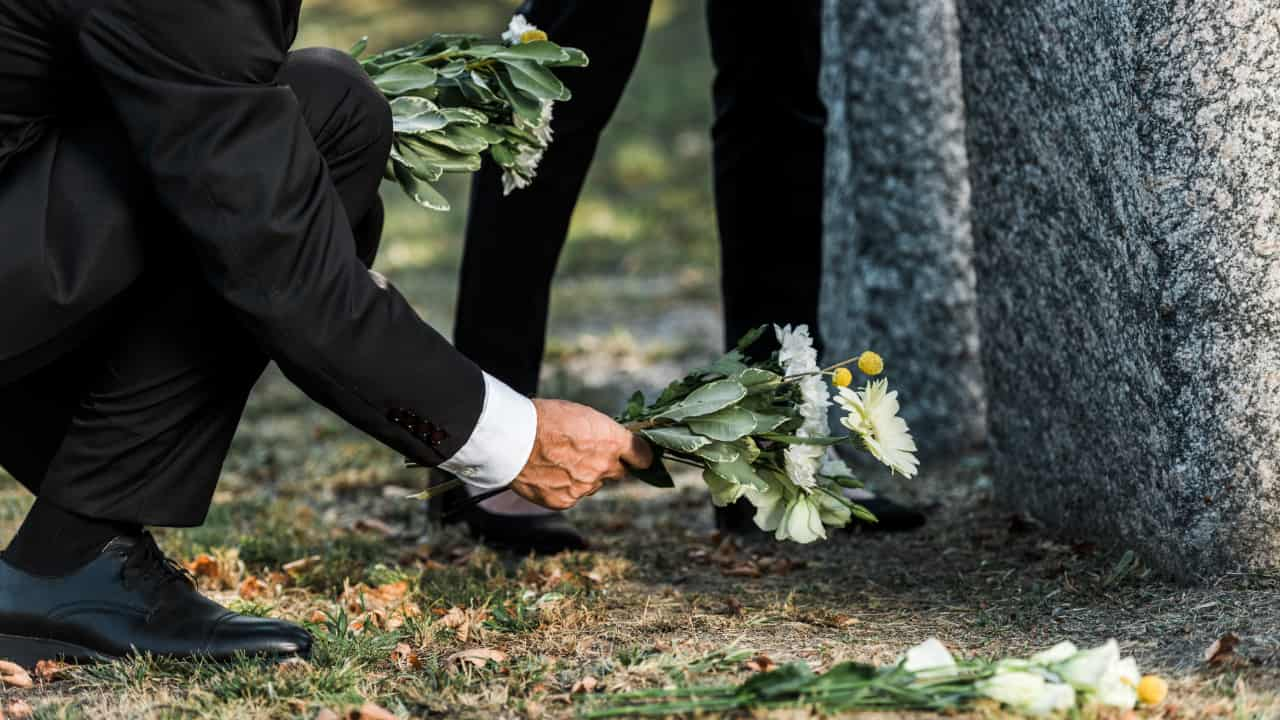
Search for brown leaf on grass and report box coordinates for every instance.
[449,648,507,668]
[439,606,484,643]
[282,555,321,577]
[34,659,70,681]
[352,702,398,720]
[390,642,422,669]
[185,554,219,579]
[276,657,310,677]
[1205,633,1241,664]
[524,699,545,719]
[314,709,341,720]
[309,609,329,624]
[0,659,33,688]
[833,614,860,627]
[7,699,34,718]
[353,517,396,537]
[238,575,270,601]
[745,654,776,673]
[340,580,409,614]
[570,675,599,694]
[723,596,745,616]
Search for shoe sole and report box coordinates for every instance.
[0,633,115,669]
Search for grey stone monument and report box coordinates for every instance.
[958,1,1280,579]
[819,0,985,457]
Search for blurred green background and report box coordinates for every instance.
[299,0,725,408]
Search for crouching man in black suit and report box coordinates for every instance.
[0,0,649,668]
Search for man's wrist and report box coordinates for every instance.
[438,372,537,490]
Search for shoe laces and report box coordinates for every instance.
[120,532,195,592]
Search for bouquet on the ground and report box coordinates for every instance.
[618,324,918,543]
[356,15,585,211]
[584,638,1170,717]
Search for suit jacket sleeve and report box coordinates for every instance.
[73,0,486,466]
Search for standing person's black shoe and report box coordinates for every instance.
[0,532,311,669]
[714,495,927,535]
[430,479,588,555]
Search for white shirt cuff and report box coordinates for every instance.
[438,372,537,490]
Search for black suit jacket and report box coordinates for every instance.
[0,0,486,467]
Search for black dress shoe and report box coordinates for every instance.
[430,481,588,555]
[0,532,311,669]
[714,495,927,535]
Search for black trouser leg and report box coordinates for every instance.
[454,0,653,395]
[707,0,826,354]
[0,48,391,532]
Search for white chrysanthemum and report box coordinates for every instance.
[502,14,539,44]
[502,103,555,195]
[1096,657,1140,709]
[1030,641,1080,666]
[837,380,919,478]
[783,444,823,491]
[976,672,1050,715]
[772,324,831,493]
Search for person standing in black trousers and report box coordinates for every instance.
[446,2,925,551]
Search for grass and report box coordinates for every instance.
[2,1,1280,718]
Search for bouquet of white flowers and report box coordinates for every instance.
[417,324,918,545]
[357,15,584,211]
[617,323,918,543]
[583,637,1170,717]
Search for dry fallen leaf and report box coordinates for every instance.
[314,709,341,720]
[282,555,322,576]
[7,698,34,718]
[1205,633,1241,665]
[353,517,396,537]
[309,609,330,624]
[524,699,545,719]
[570,675,599,694]
[390,642,422,669]
[0,660,33,688]
[33,659,70,681]
[238,575,270,601]
[353,702,398,720]
[276,657,310,677]
[745,654,776,673]
[449,648,507,668]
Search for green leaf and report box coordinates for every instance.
[438,58,468,78]
[640,427,711,454]
[735,325,768,353]
[399,138,482,172]
[626,446,674,489]
[373,63,439,95]
[391,160,450,211]
[758,433,846,446]
[694,441,741,464]
[487,142,517,168]
[458,71,502,104]
[737,368,780,387]
[349,36,368,59]
[739,663,816,700]
[486,41,571,64]
[657,380,748,422]
[420,126,489,154]
[621,391,647,422]
[437,107,489,125]
[706,459,766,491]
[751,413,790,434]
[686,407,758,441]
[547,47,589,67]
[492,69,545,123]
[503,58,570,101]
[393,111,449,134]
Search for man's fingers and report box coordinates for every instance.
[619,431,654,470]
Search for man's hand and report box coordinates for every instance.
[509,399,653,510]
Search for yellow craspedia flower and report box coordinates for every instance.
[832,367,853,387]
[857,351,884,376]
[521,29,549,43]
[1137,675,1168,705]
